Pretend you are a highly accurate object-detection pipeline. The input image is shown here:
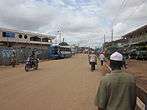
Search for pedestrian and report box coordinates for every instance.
[11,49,16,67]
[88,51,97,71]
[95,51,136,110]
[122,57,127,69]
[99,52,105,66]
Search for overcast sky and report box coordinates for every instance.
[0,0,147,47]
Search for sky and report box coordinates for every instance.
[0,0,147,47]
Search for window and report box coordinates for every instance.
[19,34,22,38]
[24,35,28,39]
[2,32,15,38]
[60,47,71,51]
[30,36,41,42]
[42,38,48,42]
[30,37,34,41]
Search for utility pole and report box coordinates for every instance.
[63,38,64,42]
[103,34,106,51]
[57,30,62,43]
[58,25,63,44]
[104,34,105,44]
[111,28,113,41]
[59,31,61,43]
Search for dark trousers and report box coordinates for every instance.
[90,62,96,71]
[101,60,104,66]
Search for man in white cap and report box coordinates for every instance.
[95,51,136,110]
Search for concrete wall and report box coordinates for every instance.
[0,46,49,66]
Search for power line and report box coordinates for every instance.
[112,0,128,25]
[119,0,146,34]
[111,0,128,41]
[124,0,146,23]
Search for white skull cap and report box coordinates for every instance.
[110,52,123,61]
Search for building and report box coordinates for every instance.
[103,25,147,58]
[0,28,55,49]
[0,28,56,65]
[103,38,127,48]
[122,25,147,45]
[104,25,147,48]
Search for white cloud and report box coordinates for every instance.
[0,0,147,47]
[113,22,128,36]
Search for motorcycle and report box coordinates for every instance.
[25,59,39,72]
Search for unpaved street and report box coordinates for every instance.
[0,54,102,110]
[126,60,147,92]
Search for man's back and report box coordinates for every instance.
[95,70,136,110]
[89,54,97,62]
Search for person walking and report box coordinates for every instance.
[99,52,105,66]
[88,51,97,71]
[11,49,16,67]
[95,51,136,110]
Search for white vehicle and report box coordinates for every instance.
[59,46,72,58]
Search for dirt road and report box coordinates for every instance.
[0,54,102,110]
[126,60,147,92]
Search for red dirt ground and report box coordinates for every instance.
[126,60,147,92]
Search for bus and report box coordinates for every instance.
[48,44,72,59]
[59,46,72,58]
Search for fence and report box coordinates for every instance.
[0,47,49,66]
[136,85,147,110]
